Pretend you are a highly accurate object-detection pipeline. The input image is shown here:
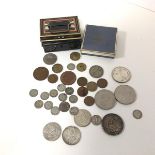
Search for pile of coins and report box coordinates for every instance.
[29,52,142,145]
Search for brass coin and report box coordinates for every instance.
[84,96,95,106]
[33,67,49,81]
[97,78,108,88]
[70,52,81,61]
[52,64,63,73]
[77,87,88,97]
[87,82,98,92]
[60,71,76,85]
[48,74,58,83]
[77,77,88,86]
[77,63,87,72]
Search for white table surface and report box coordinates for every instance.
[0,0,155,155]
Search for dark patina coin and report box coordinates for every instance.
[59,102,70,112]
[33,67,49,81]
[77,87,88,97]
[65,87,74,95]
[102,113,124,136]
[48,74,58,83]
[87,82,98,92]
[97,78,108,88]
[60,71,76,85]
[70,52,81,61]
[77,77,88,86]
[52,64,63,73]
[77,63,87,72]
[84,96,95,106]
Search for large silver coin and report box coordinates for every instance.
[69,95,78,103]
[89,65,104,78]
[57,84,66,92]
[43,122,61,141]
[114,85,136,105]
[51,106,60,115]
[40,92,49,100]
[49,89,58,97]
[95,89,116,110]
[74,109,91,127]
[133,109,142,119]
[58,93,67,101]
[43,53,57,65]
[62,126,81,145]
[91,115,102,125]
[44,101,53,110]
[29,89,38,97]
[112,66,131,83]
[69,107,79,115]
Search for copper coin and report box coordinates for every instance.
[84,96,95,106]
[87,82,98,92]
[52,64,63,73]
[48,74,58,83]
[33,67,49,81]
[60,71,76,85]
[70,52,81,61]
[97,78,108,88]
[77,63,87,72]
[77,87,88,97]
[77,77,88,86]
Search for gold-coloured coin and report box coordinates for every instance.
[70,52,81,61]
[77,63,87,72]
[52,64,63,73]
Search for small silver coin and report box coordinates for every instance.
[133,110,143,119]
[29,89,38,97]
[65,87,74,95]
[43,122,61,141]
[44,101,53,110]
[112,66,131,83]
[40,92,49,100]
[51,106,60,115]
[57,84,66,92]
[67,63,75,70]
[49,89,58,97]
[58,93,67,101]
[95,89,117,110]
[74,109,91,127]
[62,126,81,145]
[89,65,104,78]
[69,95,78,103]
[34,100,43,109]
[114,85,136,105]
[69,107,79,115]
[91,115,102,125]
[59,102,70,112]
[43,53,57,65]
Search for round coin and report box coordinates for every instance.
[65,87,74,95]
[84,96,95,106]
[48,74,58,83]
[40,92,49,100]
[57,84,66,92]
[51,106,60,115]
[102,113,124,136]
[87,82,98,92]
[70,52,80,61]
[91,115,102,125]
[29,89,38,97]
[77,87,88,97]
[69,107,79,115]
[59,102,70,112]
[77,63,87,72]
[67,63,75,70]
[52,64,63,73]
[49,89,58,97]
[43,53,57,65]
[77,77,88,86]
[133,109,143,119]
[34,100,43,109]
[97,78,108,88]
[114,85,136,105]
[69,95,78,103]
[58,93,67,101]
[89,65,104,78]
[62,126,81,145]
[44,101,53,110]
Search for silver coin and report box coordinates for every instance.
[91,115,102,125]
[58,93,67,101]
[49,89,58,97]
[114,85,136,105]
[67,63,75,70]
[44,101,53,110]
[57,84,66,92]
[69,95,78,103]
[65,87,74,95]
[74,109,91,127]
[43,122,61,141]
[95,89,117,110]
[133,109,142,119]
[69,107,79,115]
[89,65,104,78]
[62,126,81,145]
[43,53,57,65]
[29,89,38,97]
[51,106,60,115]
[34,100,43,109]
[40,92,49,100]
[112,66,131,83]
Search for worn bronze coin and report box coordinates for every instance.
[59,102,70,112]
[33,67,49,81]
[52,64,63,73]
[77,87,88,97]
[70,52,81,61]
[77,77,88,86]
[60,71,76,85]
[77,63,87,72]
[48,74,58,83]
[97,78,108,88]
[87,82,98,92]
[84,96,95,106]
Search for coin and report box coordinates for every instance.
[77,87,88,97]
[29,89,38,97]
[77,63,87,72]
[95,89,116,110]
[52,64,63,73]
[69,95,78,103]
[87,82,98,92]
[84,96,95,106]
[44,101,53,110]
[48,74,58,83]
[77,77,88,86]
[58,93,67,101]
[69,107,79,115]
[133,110,142,119]
[112,66,131,83]
[33,67,49,81]
[97,78,108,88]
[65,87,74,95]
[91,115,102,125]
[34,100,43,109]
[62,126,81,145]
[40,92,49,100]
[114,85,136,105]
[57,84,66,92]
[59,102,70,112]
[74,109,91,127]
[51,106,60,115]
[43,122,61,141]
[60,71,76,85]
[49,89,58,97]
[89,65,104,78]
[43,53,57,65]
[102,113,124,136]
[70,52,80,61]
[67,63,75,70]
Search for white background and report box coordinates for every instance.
[0,0,155,155]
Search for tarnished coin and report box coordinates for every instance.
[77,87,88,97]
[95,89,116,110]
[57,84,66,92]
[77,63,87,72]
[60,71,76,85]
[102,113,124,136]
[84,96,95,106]
[89,65,104,78]
[59,102,70,112]
[40,92,49,100]
[97,78,108,88]
[114,85,136,105]
[48,74,58,83]
[69,95,78,103]
[52,64,63,73]
[87,82,98,92]
[51,106,60,115]
[43,122,61,141]
[65,87,74,95]
[133,109,143,119]
[74,109,91,127]
[112,66,131,83]
[70,52,81,61]
[34,100,43,109]
[77,77,88,86]
[43,53,57,65]
[49,89,58,97]
[29,89,38,97]
[67,63,75,70]
[69,107,79,115]
[91,115,102,125]
[62,126,81,145]
[44,101,53,110]
[58,93,67,101]
[33,67,49,81]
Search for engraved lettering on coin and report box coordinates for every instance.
[69,95,78,103]
[67,63,75,70]
[77,77,88,86]
[51,106,60,115]
[77,63,87,72]
[133,109,142,119]
[70,52,81,61]
[43,53,57,65]
[77,87,88,97]
[52,64,63,73]
[49,89,58,97]
[65,87,74,95]
[34,100,43,109]
[40,92,49,100]
[91,115,102,125]
[58,93,67,101]
[48,74,58,83]
[57,84,66,92]
[69,107,79,115]
[59,102,70,112]
[97,78,108,88]
[29,89,38,97]
[84,96,95,106]
[87,81,98,92]
[44,101,53,110]
[89,65,104,78]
